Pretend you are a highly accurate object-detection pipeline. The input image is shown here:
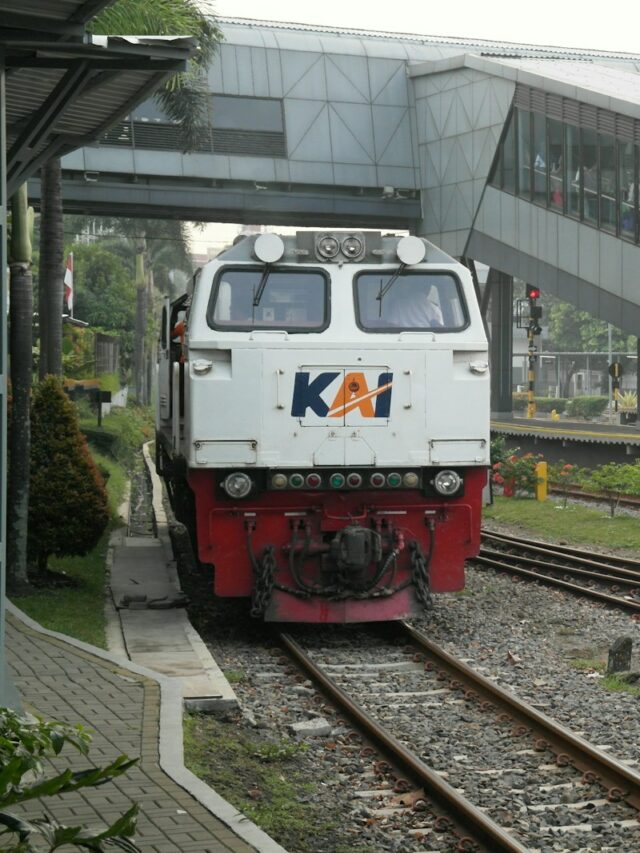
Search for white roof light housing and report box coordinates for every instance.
[396,235,426,265]
[253,233,285,264]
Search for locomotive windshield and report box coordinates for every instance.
[354,271,468,332]
[209,268,328,331]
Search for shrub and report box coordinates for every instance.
[549,461,581,508]
[511,393,567,413]
[587,462,640,516]
[492,452,543,497]
[29,377,110,572]
[534,397,568,414]
[618,391,638,412]
[565,396,608,419]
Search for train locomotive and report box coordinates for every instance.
[156,230,490,623]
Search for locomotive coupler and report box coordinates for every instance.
[329,526,382,573]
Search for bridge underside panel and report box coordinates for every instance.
[467,230,640,338]
[29,178,421,230]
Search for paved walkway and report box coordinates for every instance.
[6,606,286,853]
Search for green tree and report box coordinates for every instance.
[28,377,109,573]
[546,297,634,352]
[70,243,135,331]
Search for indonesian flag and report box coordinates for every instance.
[64,253,73,316]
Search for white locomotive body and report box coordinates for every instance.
[157,231,490,622]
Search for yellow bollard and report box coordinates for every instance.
[551,409,560,421]
[535,461,548,501]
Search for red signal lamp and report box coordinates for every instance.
[526,286,541,300]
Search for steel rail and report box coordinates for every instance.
[278,631,528,853]
[549,485,640,511]
[483,530,640,574]
[401,622,640,810]
[479,545,640,589]
[472,553,640,612]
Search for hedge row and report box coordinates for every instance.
[511,393,609,418]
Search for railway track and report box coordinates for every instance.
[279,623,640,852]
[476,530,640,612]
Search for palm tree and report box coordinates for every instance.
[7,185,34,585]
[37,0,221,378]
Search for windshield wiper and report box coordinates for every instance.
[253,264,272,307]
[376,263,406,303]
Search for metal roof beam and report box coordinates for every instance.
[0,17,85,38]
[6,57,186,71]
[7,61,90,184]
[7,137,69,198]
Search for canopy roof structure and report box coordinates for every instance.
[0,1,196,196]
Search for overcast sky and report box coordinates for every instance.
[210,0,640,56]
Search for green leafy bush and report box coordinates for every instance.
[511,393,567,413]
[0,708,139,851]
[565,396,608,419]
[548,460,581,507]
[587,462,640,516]
[492,452,543,497]
[534,397,568,413]
[29,377,110,572]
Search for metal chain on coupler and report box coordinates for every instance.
[410,541,434,611]
[251,545,277,618]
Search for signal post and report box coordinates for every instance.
[516,285,543,419]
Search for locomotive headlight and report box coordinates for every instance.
[316,234,340,260]
[342,235,363,258]
[433,470,462,496]
[222,472,252,499]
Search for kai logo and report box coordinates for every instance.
[291,371,393,419]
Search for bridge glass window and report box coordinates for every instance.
[548,119,564,211]
[599,134,616,233]
[581,128,598,225]
[565,124,581,219]
[354,272,467,332]
[619,140,637,242]
[211,96,284,133]
[489,95,640,244]
[502,111,516,193]
[532,112,547,206]
[517,110,532,200]
[209,268,327,332]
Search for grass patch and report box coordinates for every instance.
[570,658,640,696]
[484,496,640,551]
[571,658,604,671]
[601,675,640,696]
[184,714,337,851]
[11,405,149,647]
[14,524,113,648]
[223,669,246,684]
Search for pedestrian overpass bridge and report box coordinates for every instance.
[34,17,640,407]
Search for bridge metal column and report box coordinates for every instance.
[489,269,513,416]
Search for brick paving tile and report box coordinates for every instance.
[5,616,257,853]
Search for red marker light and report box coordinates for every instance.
[527,286,541,299]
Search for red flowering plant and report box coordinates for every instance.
[492,452,542,497]
[549,460,581,508]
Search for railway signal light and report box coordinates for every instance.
[526,285,541,300]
